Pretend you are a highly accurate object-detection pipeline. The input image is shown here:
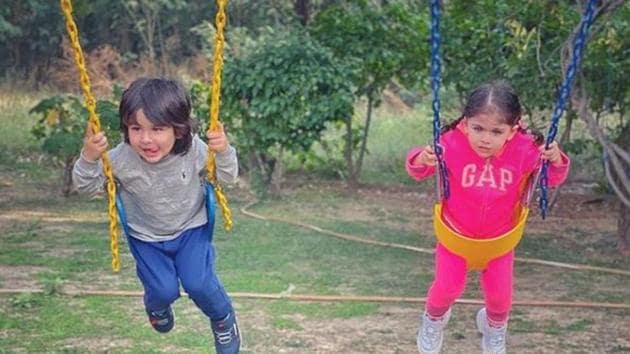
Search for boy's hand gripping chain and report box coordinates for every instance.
[206,0,233,231]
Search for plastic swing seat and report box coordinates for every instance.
[433,203,529,270]
[115,181,218,239]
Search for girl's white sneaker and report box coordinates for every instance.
[476,307,507,354]
[417,308,451,354]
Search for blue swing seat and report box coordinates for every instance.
[115,181,217,239]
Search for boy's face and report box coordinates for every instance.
[127,109,177,163]
[463,112,518,158]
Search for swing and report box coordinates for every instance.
[59,0,233,272]
[427,0,596,270]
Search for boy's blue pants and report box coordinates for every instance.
[126,223,233,321]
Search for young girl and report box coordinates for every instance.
[406,81,569,354]
[73,78,241,354]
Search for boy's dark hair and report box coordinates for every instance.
[119,78,195,155]
[444,80,543,144]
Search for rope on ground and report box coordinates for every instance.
[240,201,630,277]
[1,288,629,310]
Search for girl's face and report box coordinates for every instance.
[463,112,518,158]
[127,109,178,163]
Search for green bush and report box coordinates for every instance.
[30,95,121,195]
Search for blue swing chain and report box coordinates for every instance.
[429,0,449,200]
[539,0,597,219]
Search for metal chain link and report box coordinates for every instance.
[430,0,450,200]
[59,0,120,272]
[206,0,233,231]
[539,0,597,219]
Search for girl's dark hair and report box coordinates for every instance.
[443,81,543,144]
[119,78,195,155]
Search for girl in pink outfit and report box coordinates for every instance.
[407,82,570,354]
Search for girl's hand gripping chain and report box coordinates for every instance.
[413,145,438,167]
[539,141,562,166]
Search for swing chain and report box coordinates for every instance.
[59,0,121,272]
[430,0,449,200]
[539,0,597,219]
[206,0,233,231]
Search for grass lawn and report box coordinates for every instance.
[1,91,629,353]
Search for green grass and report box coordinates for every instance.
[362,105,434,185]
[216,206,430,296]
[2,90,629,352]
[510,317,594,335]
[0,90,44,157]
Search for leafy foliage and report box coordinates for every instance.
[310,1,427,101]
[583,4,629,118]
[440,0,568,114]
[30,94,120,194]
[192,28,353,187]
[440,0,628,132]
[309,1,428,185]
[30,95,120,158]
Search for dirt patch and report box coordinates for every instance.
[57,337,134,353]
[0,210,105,225]
[236,302,630,353]
[0,265,48,289]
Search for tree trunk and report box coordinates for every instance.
[344,112,357,190]
[122,1,157,72]
[270,148,284,196]
[613,122,630,255]
[353,91,375,187]
[62,157,75,197]
[559,110,575,146]
[549,110,575,211]
[294,0,310,26]
[618,203,630,256]
[157,14,168,76]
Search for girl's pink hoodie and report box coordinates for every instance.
[406,124,570,239]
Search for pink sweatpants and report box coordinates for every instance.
[425,243,514,323]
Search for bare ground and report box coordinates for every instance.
[235,302,630,353]
[1,178,629,353]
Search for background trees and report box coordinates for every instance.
[2,0,627,253]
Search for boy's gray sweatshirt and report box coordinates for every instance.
[72,135,238,242]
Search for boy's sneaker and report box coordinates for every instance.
[211,310,241,354]
[476,308,507,354]
[147,306,174,333]
[417,308,451,354]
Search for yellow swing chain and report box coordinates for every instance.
[206,0,233,231]
[59,0,121,272]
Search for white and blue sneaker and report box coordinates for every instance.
[211,310,241,354]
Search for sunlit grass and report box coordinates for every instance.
[0,90,49,161]
[362,105,433,185]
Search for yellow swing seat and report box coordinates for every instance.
[433,203,529,271]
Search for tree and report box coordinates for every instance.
[191,29,353,193]
[295,0,311,26]
[310,1,427,188]
[119,0,188,74]
[0,1,64,77]
[572,0,629,254]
